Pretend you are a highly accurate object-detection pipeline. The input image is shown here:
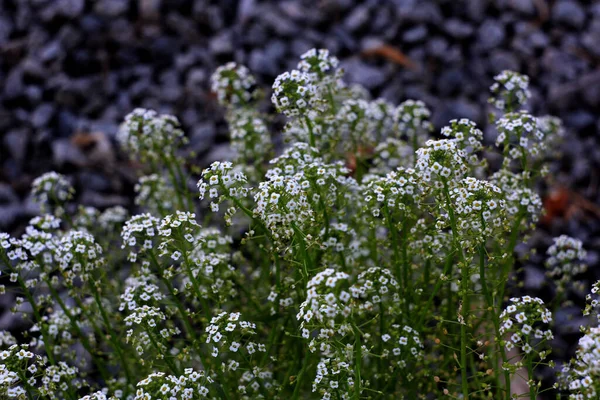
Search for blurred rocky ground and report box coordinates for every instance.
[0,0,599,392]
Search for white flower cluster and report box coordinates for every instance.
[119,269,165,312]
[121,213,160,262]
[351,267,400,315]
[489,70,531,111]
[585,281,600,323]
[415,139,468,187]
[204,312,265,363]
[379,324,423,374]
[312,356,355,399]
[135,174,175,214]
[229,109,272,164]
[546,235,587,284]
[444,177,507,243]
[491,170,543,222]
[31,172,74,213]
[499,296,553,356]
[271,70,319,117]
[53,230,105,282]
[29,215,62,231]
[336,98,394,147]
[253,172,314,242]
[98,206,129,232]
[440,118,484,166]
[117,108,184,161]
[297,268,351,333]
[408,218,452,262]
[156,211,200,260]
[564,326,600,399]
[371,138,414,172]
[394,99,433,145]
[197,161,250,216]
[210,62,256,107]
[364,168,421,219]
[495,111,545,168]
[134,369,211,399]
[298,48,340,79]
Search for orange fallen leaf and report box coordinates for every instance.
[361,44,417,70]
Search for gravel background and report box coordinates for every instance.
[0,0,599,395]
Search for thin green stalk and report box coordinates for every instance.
[143,326,181,375]
[44,279,112,386]
[352,322,362,400]
[88,280,134,388]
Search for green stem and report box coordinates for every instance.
[88,280,134,388]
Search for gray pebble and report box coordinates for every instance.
[476,19,505,50]
[443,18,474,39]
[553,0,587,27]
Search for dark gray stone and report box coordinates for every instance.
[426,37,448,58]
[488,50,520,73]
[56,0,85,19]
[506,0,535,15]
[209,31,234,55]
[553,0,586,27]
[3,130,29,164]
[344,6,370,31]
[342,58,386,90]
[477,19,505,50]
[402,25,428,43]
[443,18,474,39]
[94,0,129,17]
[32,104,55,128]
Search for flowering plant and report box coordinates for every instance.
[1,49,593,400]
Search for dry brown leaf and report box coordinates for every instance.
[361,44,417,70]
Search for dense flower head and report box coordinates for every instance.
[29,215,62,231]
[489,70,531,111]
[271,70,320,117]
[585,281,600,323]
[134,369,212,399]
[121,213,161,262]
[564,326,600,399]
[407,219,451,262]
[443,177,508,243]
[440,119,484,165]
[298,48,340,78]
[545,235,587,284]
[98,206,129,231]
[499,296,553,357]
[490,170,543,222]
[135,174,175,214]
[117,108,184,161]
[495,111,546,168]
[197,161,250,216]
[253,172,314,242]
[393,99,433,144]
[351,267,400,315]
[336,98,395,148]
[119,268,165,312]
[363,168,421,219]
[52,230,104,282]
[537,115,564,153]
[371,138,414,172]
[379,324,423,374]
[228,109,272,164]
[269,142,321,174]
[31,172,74,214]
[311,356,355,398]
[210,62,256,107]
[204,312,265,363]
[156,211,200,258]
[415,139,469,186]
[297,268,352,331]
